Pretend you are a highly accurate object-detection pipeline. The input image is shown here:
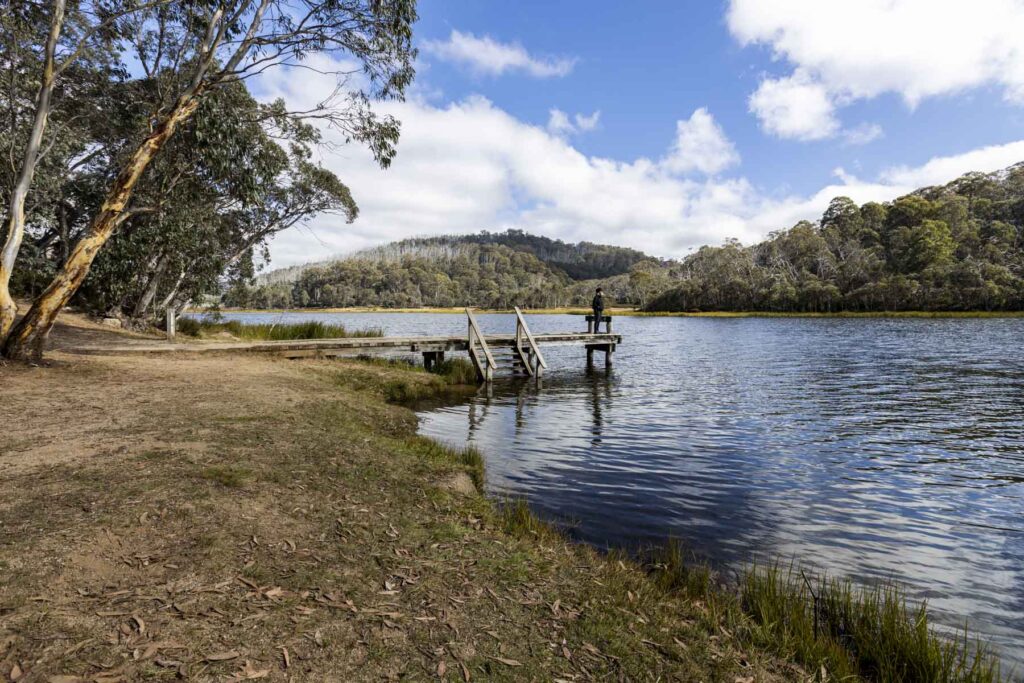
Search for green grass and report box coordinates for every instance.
[456,445,485,490]
[177,317,384,340]
[501,505,1001,683]
[742,563,1000,682]
[381,357,480,400]
[498,498,559,541]
[645,542,1001,682]
[431,357,479,384]
[198,465,252,488]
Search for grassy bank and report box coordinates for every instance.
[493,507,1000,682]
[644,545,1000,682]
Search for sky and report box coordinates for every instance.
[254,0,1024,268]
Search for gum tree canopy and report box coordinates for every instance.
[0,0,417,359]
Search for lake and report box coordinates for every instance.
[216,311,1024,666]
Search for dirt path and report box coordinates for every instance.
[0,315,796,682]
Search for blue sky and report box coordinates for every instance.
[260,0,1024,267]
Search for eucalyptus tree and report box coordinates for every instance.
[0,0,135,341]
[2,0,416,359]
[77,79,356,322]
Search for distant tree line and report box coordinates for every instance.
[237,166,1024,314]
[648,166,1024,312]
[228,231,668,308]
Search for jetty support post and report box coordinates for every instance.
[422,350,444,371]
[585,342,614,369]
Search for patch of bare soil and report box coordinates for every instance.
[0,313,797,682]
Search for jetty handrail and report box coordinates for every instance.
[465,307,497,379]
[514,306,548,370]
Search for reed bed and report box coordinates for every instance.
[177,317,384,340]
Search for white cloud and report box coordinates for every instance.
[661,108,741,175]
[842,122,884,146]
[421,30,577,78]
[574,110,601,132]
[729,0,1024,136]
[546,109,575,136]
[255,59,1024,268]
[748,71,839,141]
[880,139,1024,187]
[547,108,601,136]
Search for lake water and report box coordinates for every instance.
[218,311,1024,666]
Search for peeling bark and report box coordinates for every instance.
[0,0,67,340]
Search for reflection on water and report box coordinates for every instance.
[221,311,1024,665]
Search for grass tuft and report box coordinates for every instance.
[498,498,558,540]
[646,539,715,599]
[456,445,485,490]
[430,357,478,385]
[199,465,252,488]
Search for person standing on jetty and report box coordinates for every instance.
[591,287,605,333]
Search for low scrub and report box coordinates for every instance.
[179,318,384,340]
[381,357,479,401]
[431,357,478,384]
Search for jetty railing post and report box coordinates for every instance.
[166,306,176,341]
[466,308,497,383]
[513,307,547,379]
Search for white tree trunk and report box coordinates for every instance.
[0,0,67,341]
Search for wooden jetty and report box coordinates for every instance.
[78,307,622,382]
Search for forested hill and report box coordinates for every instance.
[230,165,1024,313]
[647,164,1024,313]
[255,230,650,285]
[229,231,663,309]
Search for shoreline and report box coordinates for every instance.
[195,306,1024,319]
[1,317,790,681]
[0,315,1001,681]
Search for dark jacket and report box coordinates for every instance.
[591,293,605,311]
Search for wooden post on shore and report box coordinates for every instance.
[166,306,176,341]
